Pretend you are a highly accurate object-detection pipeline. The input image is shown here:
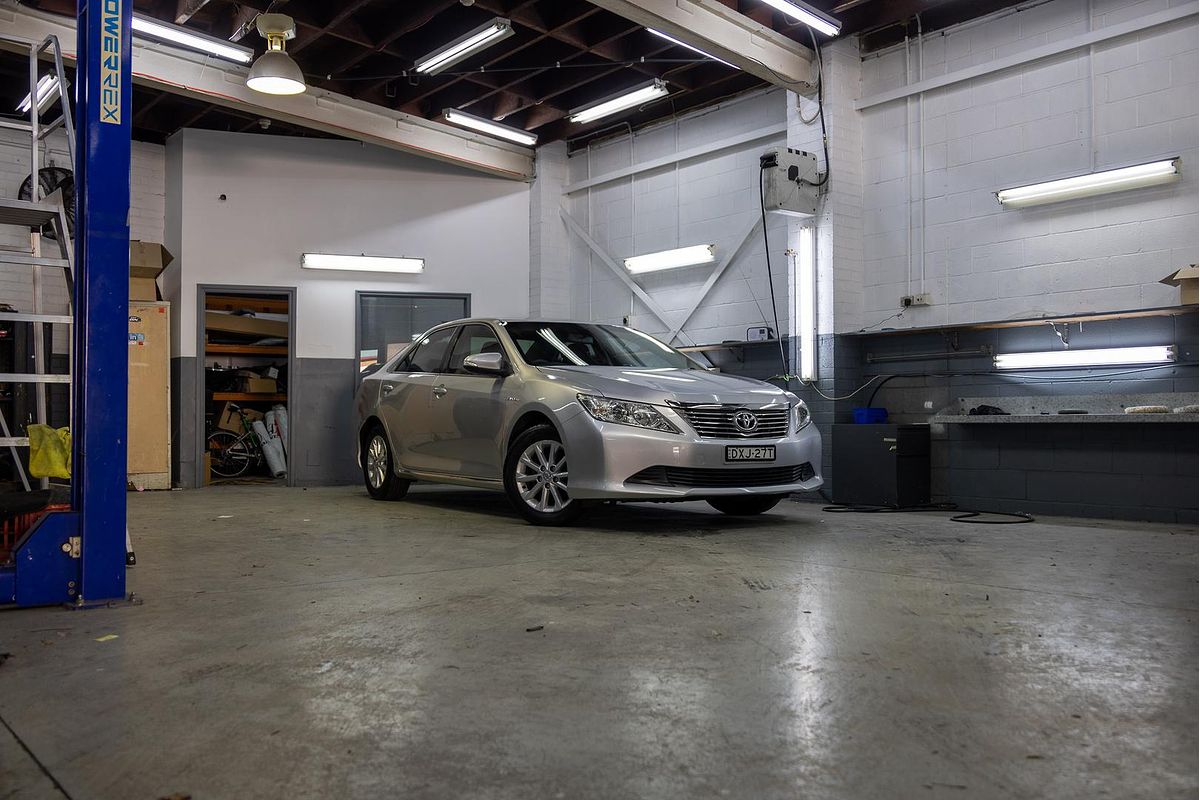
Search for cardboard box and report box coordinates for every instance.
[239,377,277,394]
[217,402,263,433]
[130,241,173,301]
[1160,265,1198,305]
[203,452,212,486]
[205,311,289,339]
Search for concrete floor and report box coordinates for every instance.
[0,486,1195,800]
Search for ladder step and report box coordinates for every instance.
[0,373,71,384]
[0,253,70,269]
[0,198,66,228]
[0,438,30,447]
[0,313,73,325]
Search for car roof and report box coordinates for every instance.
[432,318,621,328]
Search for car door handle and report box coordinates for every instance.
[381,383,395,395]
[432,385,448,398]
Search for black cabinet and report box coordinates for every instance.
[832,423,931,507]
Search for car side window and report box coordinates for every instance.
[445,324,502,375]
[401,327,457,373]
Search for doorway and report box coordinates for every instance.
[196,286,296,488]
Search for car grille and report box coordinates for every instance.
[627,463,815,489]
[670,403,791,439]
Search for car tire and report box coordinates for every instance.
[362,425,410,501]
[503,424,591,526]
[706,494,787,516]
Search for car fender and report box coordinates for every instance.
[503,398,583,452]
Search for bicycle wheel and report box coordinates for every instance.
[207,431,254,479]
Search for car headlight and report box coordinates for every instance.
[793,399,812,432]
[577,394,680,434]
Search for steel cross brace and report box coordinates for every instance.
[557,205,696,345]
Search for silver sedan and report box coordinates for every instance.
[356,319,823,525]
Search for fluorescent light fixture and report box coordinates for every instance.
[994,346,1176,370]
[16,75,59,114]
[416,18,514,75]
[442,108,537,146]
[996,158,1181,208]
[569,79,670,124]
[132,14,254,63]
[646,28,738,69]
[301,253,425,274]
[246,14,306,95]
[795,226,817,381]
[758,0,841,36]
[624,244,715,274]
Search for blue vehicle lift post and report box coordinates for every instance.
[0,0,132,607]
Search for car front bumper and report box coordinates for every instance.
[558,412,824,500]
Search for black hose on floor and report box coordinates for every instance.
[821,502,1035,524]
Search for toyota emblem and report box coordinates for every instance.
[733,410,758,432]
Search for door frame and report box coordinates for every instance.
[195,285,297,488]
[354,291,471,384]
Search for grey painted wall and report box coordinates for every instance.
[171,356,197,488]
[940,421,1196,523]
[289,358,360,487]
[712,312,1198,522]
[830,312,1199,520]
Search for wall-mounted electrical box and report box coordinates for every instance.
[759,148,820,218]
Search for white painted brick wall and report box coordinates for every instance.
[563,89,789,346]
[0,129,165,342]
[529,141,571,317]
[859,0,1199,330]
[790,37,866,337]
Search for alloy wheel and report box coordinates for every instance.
[514,440,570,513]
[366,434,389,490]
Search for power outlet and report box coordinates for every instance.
[901,293,932,308]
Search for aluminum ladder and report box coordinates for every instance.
[0,32,76,491]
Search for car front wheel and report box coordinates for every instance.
[503,424,590,526]
[707,494,787,516]
[362,426,410,501]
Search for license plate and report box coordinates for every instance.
[725,445,776,462]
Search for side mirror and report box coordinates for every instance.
[463,352,508,375]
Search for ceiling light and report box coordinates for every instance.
[416,18,514,75]
[133,14,254,64]
[624,244,716,274]
[246,14,306,96]
[996,158,1181,208]
[16,75,59,114]
[993,346,1176,370]
[569,79,670,125]
[759,0,841,36]
[442,108,537,146]
[302,253,425,274]
[646,28,738,69]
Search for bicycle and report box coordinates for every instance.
[206,404,264,479]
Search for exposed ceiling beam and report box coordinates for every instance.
[0,3,534,181]
[582,0,816,89]
[174,0,213,25]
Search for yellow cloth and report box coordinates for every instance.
[27,424,71,479]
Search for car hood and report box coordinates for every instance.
[538,366,790,406]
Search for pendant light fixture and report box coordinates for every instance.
[246,13,306,96]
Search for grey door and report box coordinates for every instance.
[425,323,510,480]
[378,326,457,472]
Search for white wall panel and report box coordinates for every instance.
[859,0,1199,330]
[166,129,530,358]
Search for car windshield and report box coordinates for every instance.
[504,322,699,369]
